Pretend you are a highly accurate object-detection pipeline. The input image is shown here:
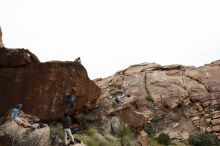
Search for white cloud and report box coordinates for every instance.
[1,0,220,79]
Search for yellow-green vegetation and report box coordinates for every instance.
[149,139,163,146]
[109,83,122,96]
[120,126,137,146]
[80,127,120,146]
[149,138,188,146]
[50,123,64,140]
[79,126,137,146]
[144,117,159,137]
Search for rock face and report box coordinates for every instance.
[0,28,100,120]
[0,26,4,48]
[0,113,50,146]
[95,61,220,140]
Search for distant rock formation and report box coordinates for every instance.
[0,26,5,48]
[95,60,220,140]
[0,27,100,120]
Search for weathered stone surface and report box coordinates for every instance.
[212,125,220,132]
[206,127,212,132]
[212,114,220,119]
[0,48,40,67]
[0,49,100,120]
[124,63,161,75]
[118,108,146,130]
[0,26,4,48]
[137,131,148,146]
[95,59,220,137]
[110,117,124,136]
[0,113,50,146]
[186,65,220,100]
[211,118,220,125]
[0,135,13,146]
[123,72,149,109]
[146,71,188,109]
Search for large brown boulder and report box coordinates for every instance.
[0,48,100,120]
[0,48,40,67]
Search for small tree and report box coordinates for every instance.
[157,133,171,146]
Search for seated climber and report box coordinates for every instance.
[61,113,75,146]
[60,92,76,106]
[11,104,36,128]
[74,57,81,64]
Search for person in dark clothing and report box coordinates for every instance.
[60,93,76,106]
[61,113,75,145]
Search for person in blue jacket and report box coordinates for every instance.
[11,104,35,128]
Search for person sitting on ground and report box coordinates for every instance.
[61,113,75,146]
[11,104,35,128]
[60,92,76,106]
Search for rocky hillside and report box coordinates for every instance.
[0,27,100,121]
[95,60,220,141]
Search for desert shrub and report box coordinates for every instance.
[157,133,171,146]
[110,84,122,90]
[144,117,160,137]
[109,83,122,96]
[104,134,121,146]
[120,127,137,146]
[50,123,64,140]
[146,96,154,102]
[82,127,120,146]
[144,123,155,137]
[148,138,163,146]
[189,132,219,146]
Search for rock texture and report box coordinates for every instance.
[0,26,4,48]
[95,61,220,140]
[0,49,100,120]
[0,28,100,120]
[0,112,50,146]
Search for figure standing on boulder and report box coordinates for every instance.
[11,104,35,128]
[61,113,75,146]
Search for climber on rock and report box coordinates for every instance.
[11,104,36,128]
[60,92,76,107]
[113,94,125,107]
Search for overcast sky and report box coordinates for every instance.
[0,0,220,79]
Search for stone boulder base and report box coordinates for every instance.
[0,113,50,146]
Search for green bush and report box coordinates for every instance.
[157,133,171,146]
[189,133,219,146]
[109,83,122,96]
[120,127,137,146]
[144,117,160,137]
[144,123,155,137]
